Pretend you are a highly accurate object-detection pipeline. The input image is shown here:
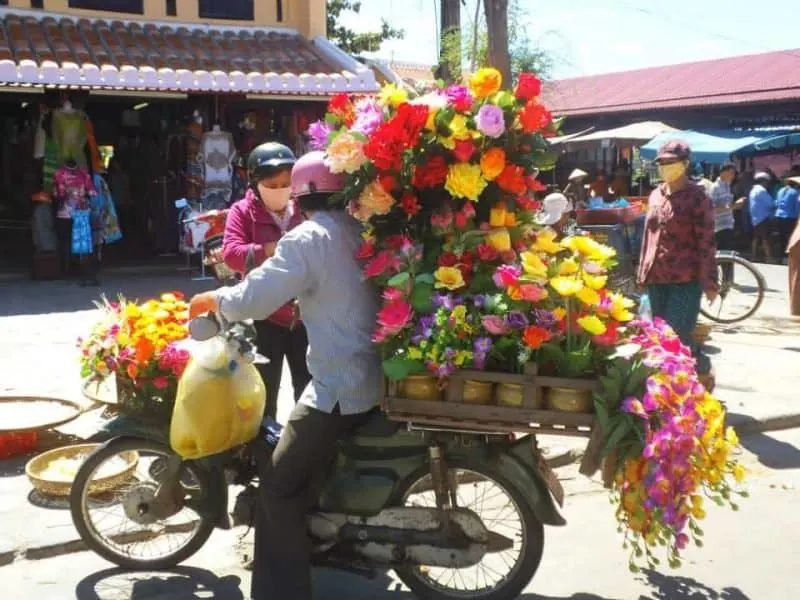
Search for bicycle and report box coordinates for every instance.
[700,251,766,324]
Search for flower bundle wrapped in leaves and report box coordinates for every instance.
[596,318,747,571]
[78,293,191,414]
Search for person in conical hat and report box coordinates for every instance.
[564,168,589,209]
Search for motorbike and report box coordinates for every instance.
[69,316,566,600]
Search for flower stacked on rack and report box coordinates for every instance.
[596,318,747,571]
[78,293,191,402]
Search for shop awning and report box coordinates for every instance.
[547,127,596,145]
[640,129,789,163]
[565,121,676,145]
[0,11,378,96]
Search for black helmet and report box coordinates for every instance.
[247,142,296,183]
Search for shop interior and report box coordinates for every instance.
[0,88,325,277]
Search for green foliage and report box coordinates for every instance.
[440,0,556,83]
[327,0,405,54]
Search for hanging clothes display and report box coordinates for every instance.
[84,116,105,174]
[184,121,205,200]
[54,163,94,218]
[71,208,93,255]
[53,106,88,169]
[92,173,122,245]
[201,125,236,210]
[42,138,59,194]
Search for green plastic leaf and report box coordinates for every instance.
[604,419,631,453]
[387,271,410,289]
[593,395,610,431]
[415,273,434,285]
[410,282,435,314]
[382,356,424,381]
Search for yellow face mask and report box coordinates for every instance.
[658,162,687,183]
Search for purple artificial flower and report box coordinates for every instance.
[433,293,455,311]
[472,294,487,308]
[533,309,557,330]
[475,104,506,138]
[506,310,529,330]
[482,315,510,335]
[473,354,487,370]
[474,336,493,354]
[351,98,384,137]
[307,119,333,150]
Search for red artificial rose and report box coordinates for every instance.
[378,174,399,193]
[454,212,468,229]
[400,192,420,217]
[453,140,476,163]
[393,103,430,147]
[593,321,620,346]
[384,235,407,251]
[438,251,458,267]
[476,243,499,262]
[328,93,355,126]
[355,237,376,260]
[413,155,449,188]
[517,195,541,211]
[364,127,406,171]
[461,202,476,219]
[518,100,553,134]
[363,250,398,279]
[526,176,547,192]
[496,164,527,195]
[514,73,542,102]
[500,249,517,264]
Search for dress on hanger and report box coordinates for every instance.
[201,127,236,188]
[54,109,88,169]
[54,164,95,219]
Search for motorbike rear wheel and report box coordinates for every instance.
[69,437,217,570]
[392,460,545,600]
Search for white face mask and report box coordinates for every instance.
[260,186,292,212]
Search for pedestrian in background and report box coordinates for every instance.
[748,172,775,263]
[637,140,718,377]
[710,162,742,282]
[788,217,800,316]
[775,176,800,258]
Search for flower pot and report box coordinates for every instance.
[462,380,494,405]
[546,386,593,413]
[400,375,442,402]
[495,382,524,407]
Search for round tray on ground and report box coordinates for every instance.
[81,379,120,407]
[0,396,83,434]
[25,443,139,497]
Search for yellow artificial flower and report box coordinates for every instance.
[532,228,562,254]
[576,286,601,306]
[577,315,607,336]
[486,229,511,252]
[489,202,508,227]
[725,426,740,446]
[434,266,466,290]
[552,307,567,321]
[469,67,503,99]
[550,276,584,297]
[378,83,408,108]
[507,285,523,301]
[452,305,467,323]
[561,234,617,262]
[439,114,474,149]
[558,257,579,276]
[582,272,608,290]
[733,463,747,483]
[521,251,548,279]
[608,292,635,322]
[408,347,423,360]
[445,162,487,201]
[454,350,472,367]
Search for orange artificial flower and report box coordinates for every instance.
[469,67,503,99]
[134,338,155,364]
[480,147,506,181]
[126,362,138,379]
[523,326,552,349]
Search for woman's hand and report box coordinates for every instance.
[705,288,719,304]
[188,292,219,319]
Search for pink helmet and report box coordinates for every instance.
[291,151,345,198]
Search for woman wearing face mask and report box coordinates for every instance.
[637,140,719,380]
[222,142,311,419]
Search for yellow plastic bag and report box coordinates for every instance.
[170,337,266,459]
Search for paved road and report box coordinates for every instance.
[2,428,798,600]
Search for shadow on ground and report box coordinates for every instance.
[735,428,800,470]
[640,570,752,599]
[75,566,244,600]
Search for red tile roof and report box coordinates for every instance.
[0,11,378,95]
[541,49,800,117]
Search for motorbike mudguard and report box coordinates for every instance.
[450,438,566,527]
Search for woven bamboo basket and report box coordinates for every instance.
[26,443,139,497]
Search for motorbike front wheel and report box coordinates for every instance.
[393,460,545,600]
[69,437,217,570]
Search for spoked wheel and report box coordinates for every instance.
[700,253,766,324]
[69,438,217,570]
[393,462,544,600]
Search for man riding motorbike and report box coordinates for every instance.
[188,151,382,600]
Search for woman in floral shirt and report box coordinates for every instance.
[637,140,718,376]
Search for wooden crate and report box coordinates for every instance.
[382,364,607,476]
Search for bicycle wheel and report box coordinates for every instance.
[700,254,766,324]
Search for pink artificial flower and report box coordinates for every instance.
[622,396,647,418]
[445,84,474,112]
[519,284,548,302]
[363,250,398,279]
[492,264,521,289]
[482,315,510,335]
[382,288,404,302]
[153,376,169,390]
[376,299,414,335]
[431,210,454,229]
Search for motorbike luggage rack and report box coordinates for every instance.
[381,363,607,478]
